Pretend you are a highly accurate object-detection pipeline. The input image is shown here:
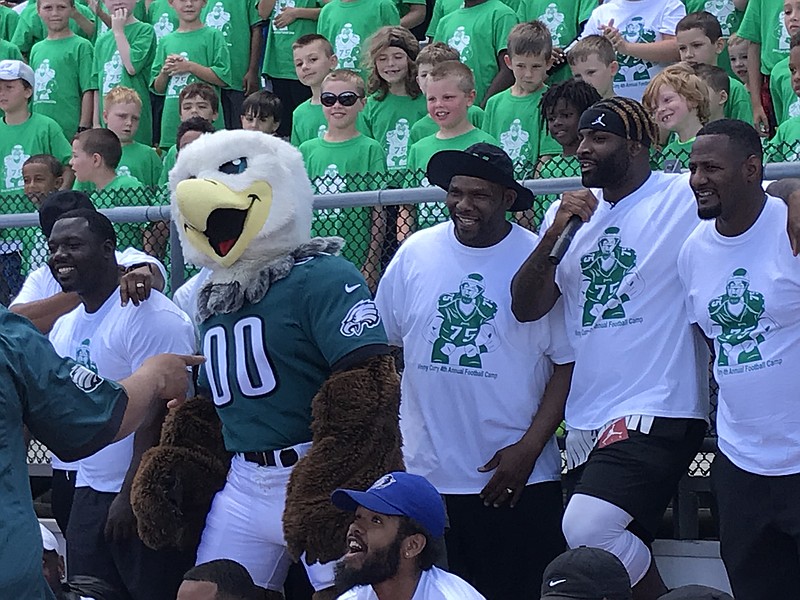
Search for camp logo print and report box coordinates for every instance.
[708,268,777,367]
[102,51,123,94]
[579,227,643,327]
[386,118,411,168]
[270,0,296,33]
[538,3,567,47]
[424,273,500,368]
[499,118,530,161]
[4,144,29,190]
[448,26,473,63]
[335,23,361,69]
[34,59,57,103]
[704,0,736,36]
[204,1,232,38]
[615,17,656,84]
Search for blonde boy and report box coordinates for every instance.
[290,34,338,146]
[568,34,619,99]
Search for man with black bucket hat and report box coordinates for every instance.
[374,143,575,600]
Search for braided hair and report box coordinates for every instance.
[540,78,602,125]
[590,96,659,148]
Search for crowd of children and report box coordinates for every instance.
[1,0,800,293]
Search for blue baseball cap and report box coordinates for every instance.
[331,472,446,538]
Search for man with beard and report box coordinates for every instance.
[677,119,800,599]
[331,472,485,599]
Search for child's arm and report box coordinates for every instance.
[92,90,100,128]
[733,0,748,10]
[746,41,769,135]
[244,24,264,95]
[112,8,137,76]
[181,59,228,88]
[152,56,174,94]
[257,0,277,20]
[80,90,94,130]
[70,4,96,38]
[273,7,322,28]
[88,0,112,31]
[400,4,426,30]
[603,21,680,64]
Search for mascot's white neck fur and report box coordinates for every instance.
[196,236,344,323]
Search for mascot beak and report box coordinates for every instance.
[176,178,273,268]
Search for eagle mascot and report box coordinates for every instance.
[131,130,404,599]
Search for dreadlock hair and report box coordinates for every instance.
[590,96,659,149]
[540,78,602,126]
[366,26,421,100]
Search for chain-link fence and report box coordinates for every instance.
[9,157,800,536]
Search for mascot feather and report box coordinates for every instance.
[132,130,403,598]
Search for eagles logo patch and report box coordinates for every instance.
[340,299,381,337]
[70,364,103,393]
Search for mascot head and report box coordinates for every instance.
[170,130,314,276]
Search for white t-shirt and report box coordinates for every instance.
[581,0,686,101]
[375,223,574,494]
[542,172,708,430]
[336,567,486,600]
[677,196,800,476]
[172,266,211,328]
[11,248,166,306]
[48,289,195,492]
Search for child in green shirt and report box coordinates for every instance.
[534,78,601,231]
[567,34,619,99]
[93,0,156,146]
[768,1,800,126]
[693,63,731,122]
[157,82,220,185]
[675,11,752,123]
[316,0,400,76]
[22,154,64,208]
[69,127,143,195]
[0,59,74,195]
[11,0,96,55]
[103,86,161,186]
[147,0,179,41]
[150,0,231,150]
[737,0,791,133]
[299,69,386,287]
[259,0,323,138]
[409,41,485,144]
[483,20,560,178]
[642,62,710,169]
[240,89,282,134]
[432,0,518,105]
[766,41,800,162]
[362,26,426,175]
[202,0,262,129]
[290,33,338,146]
[30,0,95,140]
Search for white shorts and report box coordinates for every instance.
[195,447,336,592]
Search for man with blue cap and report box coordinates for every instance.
[331,471,485,599]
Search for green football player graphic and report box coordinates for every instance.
[424,273,500,367]
[708,268,776,366]
[579,227,641,327]
[615,17,656,83]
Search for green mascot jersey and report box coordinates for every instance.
[199,254,387,453]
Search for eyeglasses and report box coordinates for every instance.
[320,91,362,107]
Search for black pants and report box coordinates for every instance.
[51,468,76,534]
[66,487,194,600]
[713,452,800,600]
[222,88,246,130]
[270,77,311,138]
[444,481,565,600]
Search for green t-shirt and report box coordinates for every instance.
[0,5,19,42]
[660,136,694,169]
[150,26,231,149]
[29,35,95,140]
[75,142,162,191]
[291,99,327,147]
[724,75,752,123]
[0,39,22,62]
[147,0,180,41]
[517,0,596,83]
[534,153,579,230]
[361,93,427,171]
[11,1,96,55]
[158,144,177,186]
[94,21,156,146]
[736,0,790,75]
[198,254,387,452]
[433,0,518,103]
[0,113,71,195]
[409,104,484,143]
[202,0,260,91]
[394,0,426,19]
[263,0,324,80]
[316,0,400,76]
[770,57,800,125]
[0,309,125,600]
[482,86,559,176]
[300,134,386,265]
[765,115,800,162]
[426,0,461,38]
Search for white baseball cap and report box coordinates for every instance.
[40,523,59,553]
[0,59,35,88]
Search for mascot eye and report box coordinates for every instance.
[219,157,248,175]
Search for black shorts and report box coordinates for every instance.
[569,417,706,542]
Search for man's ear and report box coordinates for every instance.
[743,153,761,183]
[504,187,517,211]
[402,533,427,561]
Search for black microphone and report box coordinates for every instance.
[548,215,583,265]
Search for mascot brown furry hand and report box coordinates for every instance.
[131,130,403,597]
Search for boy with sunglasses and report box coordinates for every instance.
[299,68,386,288]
